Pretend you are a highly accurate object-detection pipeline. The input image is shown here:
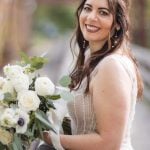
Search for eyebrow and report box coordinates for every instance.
[84,3,110,11]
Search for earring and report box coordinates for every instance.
[114,30,119,44]
[83,40,86,49]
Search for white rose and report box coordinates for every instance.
[0,77,6,89]
[3,64,24,79]
[0,128,13,145]
[35,77,55,96]
[0,103,6,119]
[2,80,15,96]
[11,74,29,93]
[0,108,16,128]
[0,91,4,101]
[18,90,40,112]
[14,109,29,134]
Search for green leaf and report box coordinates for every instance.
[47,100,56,109]
[0,142,6,149]
[30,57,48,70]
[31,123,37,136]
[12,142,18,150]
[4,92,15,102]
[60,91,74,101]
[59,75,71,87]
[37,110,49,121]
[36,121,43,139]
[20,51,48,72]
[24,130,33,137]
[13,134,23,150]
[20,51,31,64]
[35,111,56,133]
[46,94,61,100]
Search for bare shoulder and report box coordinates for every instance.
[90,54,132,94]
[94,54,131,79]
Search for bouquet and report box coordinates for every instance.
[0,52,72,150]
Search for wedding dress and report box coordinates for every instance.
[67,52,137,150]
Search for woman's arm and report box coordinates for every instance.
[45,57,133,150]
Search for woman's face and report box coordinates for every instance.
[79,0,113,44]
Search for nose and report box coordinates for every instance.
[87,11,98,21]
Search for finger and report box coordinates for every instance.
[43,132,51,145]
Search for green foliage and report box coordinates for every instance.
[0,142,6,149]
[59,75,71,87]
[12,134,23,150]
[34,5,75,33]
[20,51,48,73]
[35,110,56,133]
[4,93,14,102]
[46,95,61,100]
[3,93,16,105]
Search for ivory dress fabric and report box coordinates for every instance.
[67,51,137,150]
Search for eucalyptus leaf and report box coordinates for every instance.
[13,134,23,150]
[36,121,43,139]
[60,91,74,101]
[12,142,19,150]
[0,142,6,149]
[59,75,71,87]
[36,110,49,121]
[47,100,56,109]
[31,123,37,136]
[35,111,56,133]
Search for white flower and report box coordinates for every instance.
[11,74,29,93]
[0,77,6,89]
[0,108,16,128]
[0,105,6,119]
[0,91,4,101]
[18,90,40,112]
[23,64,31,73]
[2,80,15,96]
[35,77,55,96]
[15,109,29,134]
[3,64,24,79]
[0,128,13,145]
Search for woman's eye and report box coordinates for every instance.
[99,11,109,16]
[83,7,91,12]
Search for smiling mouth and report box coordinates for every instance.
[85,24,100,33]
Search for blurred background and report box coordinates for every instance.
[0,0,149,149]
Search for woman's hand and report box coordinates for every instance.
[43,131,52,145]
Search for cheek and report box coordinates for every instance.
[101,17,113,32]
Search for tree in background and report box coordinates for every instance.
[0,0,36,68]
[131,0,149,48]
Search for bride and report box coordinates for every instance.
[42,0,143,149]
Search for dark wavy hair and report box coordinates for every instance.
[69,0,143,99]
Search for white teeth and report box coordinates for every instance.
[86,25,100,32]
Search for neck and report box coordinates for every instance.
[89,40,106,53]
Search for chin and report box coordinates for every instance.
[84,36,101,42]
[83,32,100,41]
